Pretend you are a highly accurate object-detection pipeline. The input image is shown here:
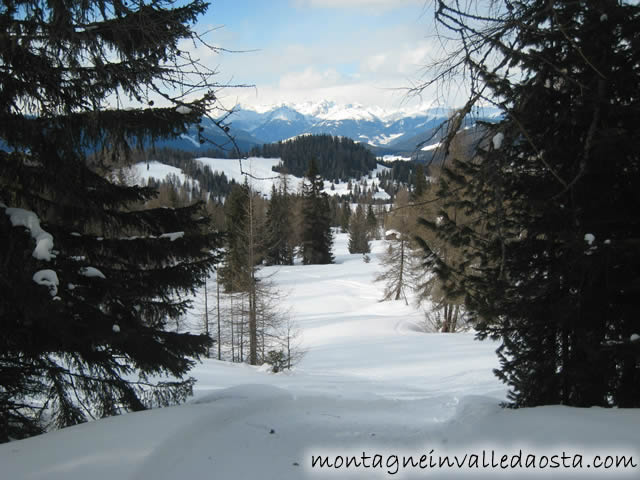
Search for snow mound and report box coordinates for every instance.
[33,269,59,296]
[5,207,55,261]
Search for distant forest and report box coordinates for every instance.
[249,134,378,180]
[127,142,428,203]
[122,147,237,199]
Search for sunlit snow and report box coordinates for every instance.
[196,157,298,197]
[2,233,638,479]
[421,142,441,152]
[132,161,199,190]
[379,154,412,162]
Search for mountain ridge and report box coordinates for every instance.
[229,101,501,152]
[154,101,501,157]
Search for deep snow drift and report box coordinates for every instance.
[1,235,638,479]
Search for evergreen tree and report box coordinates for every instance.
[250,134,377,179]
[301,159,334,264]
[219,182,250,292]
[265,176,295,266]
[348,204,371,254]
[366,204,378,239]
[0,0,227,441]
[421,0,640,407]
[340,200,352,233]
[412,164,428,199]
[218,181,267,365]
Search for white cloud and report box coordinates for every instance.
[198,7,467,111]
[361,42,434,75]
[227,77,415,111]
[279,67,342,90]
[362,53,387,73]
[218,37,453,111]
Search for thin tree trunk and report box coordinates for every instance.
[561,327,570,405]
[240,296,245,363]
[442,303,450,333]
[451,304,460,332]
[230,293,235,362]
[204,281,209,357]
[248,188,258,365]
[217,271,221,360]
[287,326,291,370]
[395,237,406,304]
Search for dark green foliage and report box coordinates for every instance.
[301,159,334,265]
[366,204,378,239]
[265,350,287,373]
[423,0,640,407]
[412,164,428,199]
[377,159,415,185]
[348,204,371,254]
[135,148,237,199]
[0,0,225,441]
[251,134,377,180]
[219,182,251,291]
[340,199,352,233]
[265,183,295,266]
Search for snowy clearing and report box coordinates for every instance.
[1,234,638,479]
[195,156,288,197]
[379,154,412,162]
[133,156,393,201]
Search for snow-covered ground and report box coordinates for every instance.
[379,154,412,162]
[131,160,199,189]
[1,235,638,479]
[132,157,392,201]
[195,157,289,197]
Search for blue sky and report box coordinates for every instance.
[194,0,451,110]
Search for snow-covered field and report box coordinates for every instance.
[132,156,392,200]
[196,157,287,197]
[1,235,639,479]
[131,160,199,189]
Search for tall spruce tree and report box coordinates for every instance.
[419,0,640,407]
[0,0,228,441]
[265,180,294,266]
[412,164,428,199]
[348,204,370,254]
[366,204,378,239]
[301,158,334,264]
[340,199,351,233]
[219,182,250,292]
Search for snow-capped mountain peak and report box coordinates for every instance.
[227,101,502,151]
[239,101,411,123]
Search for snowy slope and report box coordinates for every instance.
[1,235,639,479]
[132,160,198,188]
[195,156,300,197]
[132,156,391,200]
[133,157,303,197]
